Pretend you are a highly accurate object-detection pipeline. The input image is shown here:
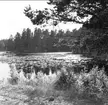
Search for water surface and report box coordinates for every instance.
[0,62,11,82]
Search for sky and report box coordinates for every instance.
[0,1,82,40]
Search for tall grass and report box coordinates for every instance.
[8,65,62,99]
[54,66,108,104]
[7,62,108,104]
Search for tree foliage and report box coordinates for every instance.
[24,0,108,29]
[1,0,107,57]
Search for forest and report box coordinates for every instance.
[23,0,108,58]
[0,27,108,59]
[0,28,80,53]
[0,1,108,104]
[0,0,108,59]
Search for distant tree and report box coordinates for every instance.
[26,28,33,51]
[6,35,14,51]
[20,28,32,52]
[46,30,55,52]
[41,29,49,52]
[33,28,42,52]
[14,32,22,52]
[0,40,7,51]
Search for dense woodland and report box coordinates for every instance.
[0,27,108,58]
[0,28,105,58]
[1,0,108,58]
[0,28,81,53]
[23,0,108,58]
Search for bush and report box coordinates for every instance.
[54,65,108,103]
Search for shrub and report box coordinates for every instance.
[54,65,108,103]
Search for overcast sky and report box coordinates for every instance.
[0,1,82,40]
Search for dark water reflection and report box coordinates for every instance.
[0,52,90,83]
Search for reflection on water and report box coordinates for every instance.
[0,52,90,85]
[0,62,11,82]
[0,61,59,85]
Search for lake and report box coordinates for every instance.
[0,52,90,84]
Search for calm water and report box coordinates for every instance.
[0,62,11,81]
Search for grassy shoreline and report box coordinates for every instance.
[0,52,108,105]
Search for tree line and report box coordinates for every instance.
[23,0,108,58]
[0,26,108,57]
[0,26,107,57]
[0,28,83,53]
[1,0,108,58]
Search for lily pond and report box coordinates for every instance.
[0,52,108,105]
[0,52,88,82]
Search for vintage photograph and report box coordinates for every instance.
[0,0,108,105]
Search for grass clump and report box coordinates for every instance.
[54,65,108,104]
[4,57,108,105]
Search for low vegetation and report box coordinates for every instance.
[0,53,108,105]
[0,0,108,104]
